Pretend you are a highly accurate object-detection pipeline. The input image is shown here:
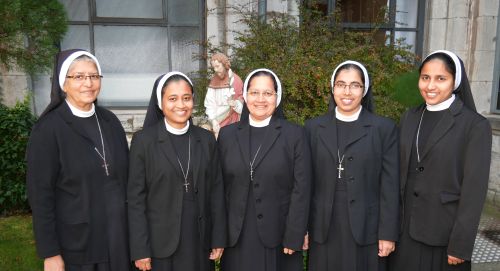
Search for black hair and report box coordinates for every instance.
[419,53,456,80]
[248,70,278,91]
[333,63,365,85]
[161,74,194,99]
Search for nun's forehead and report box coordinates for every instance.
[66,57,98,72]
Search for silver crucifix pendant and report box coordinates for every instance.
[337,163,344,179]
[183,182,190,192]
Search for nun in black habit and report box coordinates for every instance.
[127,72,226,271]
[218,68,312,271]
[388,50,492,271]
[26,49,131,271]
[305,60,400,271]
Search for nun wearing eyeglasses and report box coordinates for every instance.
[305,61,400,271]
[218,68,311,271]
[127,72,226,271]
[387,51,491,271]
[26,49,131,271]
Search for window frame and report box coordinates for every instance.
[490,2,500,113]
[61,0,206,107]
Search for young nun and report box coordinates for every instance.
[26,49,131,271]
[305,60,400,271]
[388,50,492,271]
[218,68,311,271]
[127,72,226,271]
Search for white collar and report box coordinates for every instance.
[335,106,362,122]
[164,118,190,135]
[65,100,95,118]
[426,94,455,111]
[249,115,272,127]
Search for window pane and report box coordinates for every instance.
[94,26,168,73]
[168,0,200,24]
[96,0,163,18]
[393,31,416,53]
[59,0,88,21]
[396,0,418,28]
[61,25,91,51]
[94,26,169,105]
[338,0,388,24]
[170,27,201,74]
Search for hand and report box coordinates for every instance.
[378,240,395,257]
[283,247,295,255]
[302,233,309,251]
[134,258,152,271]
[209,248,224,260]
[448,255,465,265]
[44,255,64,271]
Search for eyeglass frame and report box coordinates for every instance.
[66,74,103,81]
[247,89,277,98]
[333,82,364,91]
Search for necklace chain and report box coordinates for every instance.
[249,145,262,181]
[415,108,426,163]
[94,113,109,176]
[177,135,191,192]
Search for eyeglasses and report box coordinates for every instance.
[66,74,103,81]
[333,82,364,91]
[248,90,277,98]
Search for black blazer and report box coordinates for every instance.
[399,98,491,260]
[26,103,129,264]
[305,109,400,246]
[127,122,226,260]
[218,117,311,251]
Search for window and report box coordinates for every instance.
[491,2,500,112]
[32,0,204,113]
[306,0,426,57]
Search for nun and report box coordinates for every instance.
[127,72,226,271]
[218,68,311,271]
[26,49,131,271]
[305,60,400,271]
[388,50,492,271]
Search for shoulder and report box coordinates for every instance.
[192,125,216,143]
[364,111,397,130]
[96,106,121,125]
[279,119,304,133]
[304,113,331,130]
[459,106,491,131]
[218,122,239,140]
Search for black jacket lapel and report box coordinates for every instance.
[253,118,281,169]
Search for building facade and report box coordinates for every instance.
[1,0,500,205]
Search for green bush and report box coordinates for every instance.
[196,5,418,124]
[0,96,37,215]
[0,0,67,74]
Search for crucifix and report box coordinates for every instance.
[337,162,344,179]
[337,150,345,179]
[183,182,190,193]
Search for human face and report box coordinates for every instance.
[418,59,455,105]
[211,60,227,80]
[63,60,101,111]
[246,75,277,121]
[161,80,194,129]
[333,68,364,116]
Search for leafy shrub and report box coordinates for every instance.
[195,5,419,123]
[0,96,36,215]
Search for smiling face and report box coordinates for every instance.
[418,58,455,105]
[63,60,101,111]
[246,75,277,121]
[332,68,364,116]
[161,79,194,129]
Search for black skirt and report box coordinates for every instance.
[308,182,383,271]
[147,192,213,271]
[221,186,303,271]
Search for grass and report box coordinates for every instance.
[0,214,42,270]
